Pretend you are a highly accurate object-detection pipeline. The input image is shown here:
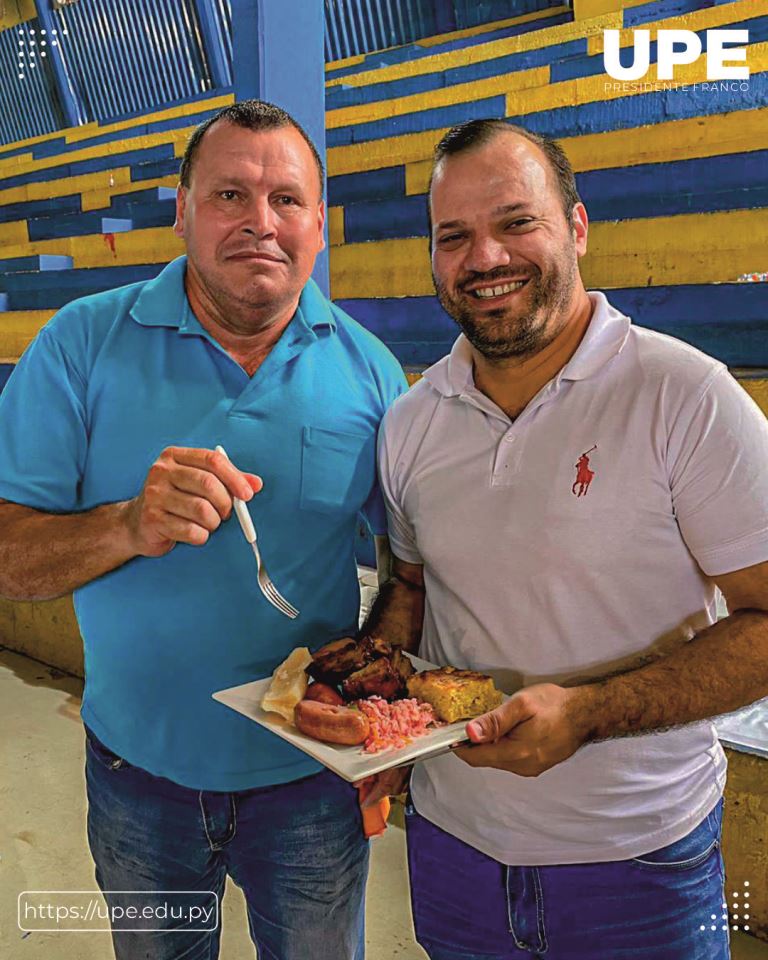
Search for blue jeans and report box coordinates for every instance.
[405,798,729,959]
[85,727,369,960]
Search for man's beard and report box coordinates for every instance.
[434,252,577,362]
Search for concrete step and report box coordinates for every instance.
[108,186,177,215]
[0,263,163,311]
[27,216,133,242]
[0,254,74,272]
[0,194,81,225]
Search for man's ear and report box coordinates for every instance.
[572,202,588,258]
[317,199,326,254]
[173,185,186,238]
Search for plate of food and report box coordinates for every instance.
[212,637,506,782]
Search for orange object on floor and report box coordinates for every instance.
[357,781,391,838]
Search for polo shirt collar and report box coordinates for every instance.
[294,274,337,333]
[129,255,336,335]
[423,291,631,398]
[559,292,631,382]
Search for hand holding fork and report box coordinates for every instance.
[216,446,299,619]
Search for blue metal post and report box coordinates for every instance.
[230,0,329,295]
[34,0,80,128]
[192,0,230,90]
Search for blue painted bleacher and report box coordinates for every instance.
[326,38,587,110]
[1,264,164,312]
[336,284,768,367]
[325,10,572,81]
[0,194,81,224]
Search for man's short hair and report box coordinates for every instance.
[430,119,581,225]
[179,99,325,194]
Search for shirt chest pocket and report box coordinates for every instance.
[300,426,376,516]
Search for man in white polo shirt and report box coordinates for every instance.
[361,120,768,959]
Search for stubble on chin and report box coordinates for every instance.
[212,256,288,308]
[434,258,577,363]
[188,260,291,335]
[435,278,550,362]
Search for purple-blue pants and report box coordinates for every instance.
[405,797,729,959]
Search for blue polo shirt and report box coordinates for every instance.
[0,256,406,790]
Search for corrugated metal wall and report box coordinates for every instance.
[452,0,564,30]
[324,0,437,62]
[52,0,216,123]
[212,0,233,73]
[0,0,230,144]
[0,17,62,144]
[0,0,565,144]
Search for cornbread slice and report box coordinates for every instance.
[406,667,502,723]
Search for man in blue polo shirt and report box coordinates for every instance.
[0,100,406,960]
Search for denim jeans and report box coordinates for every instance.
[406,797,728,959]
[85,726,369,960]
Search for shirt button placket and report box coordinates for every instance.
[492,430,517,485]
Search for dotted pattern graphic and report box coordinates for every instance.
[17,25,68,81]
[699,882,751,934]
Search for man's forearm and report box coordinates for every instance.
[362,574,424,652]
[571,609,768,741]
[0,502,138,601]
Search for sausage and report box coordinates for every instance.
[294,700,370,746]
[303,682,345,707]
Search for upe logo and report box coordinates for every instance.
[603,29,749,81]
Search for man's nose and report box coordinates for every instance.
[464,235,511,274]
[241,198,277,238]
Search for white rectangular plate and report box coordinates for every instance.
[213,653,481,782]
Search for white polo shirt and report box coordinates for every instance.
[379,292,768,865]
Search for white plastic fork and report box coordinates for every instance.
[215,445,299,619]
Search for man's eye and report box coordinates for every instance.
[219,190,239,201]
[276,195,297,205]
[437,233,464,245]
[506,218,534,229]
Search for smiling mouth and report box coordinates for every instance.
[467,279,528,299]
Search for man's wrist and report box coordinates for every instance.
[564,683,605,744]
[108,499,142,561]
[567,671,663,743]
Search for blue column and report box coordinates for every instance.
[34,0,80,128]
[231,0,329,295]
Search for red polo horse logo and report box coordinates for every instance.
[572,445,597,497]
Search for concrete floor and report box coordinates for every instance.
[1,646,766,960]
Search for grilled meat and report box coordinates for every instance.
[361,635,393,660]
[307,637,369,685]
[308,635,395,685]
[342,652,413,701]
[309,635,414,699]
